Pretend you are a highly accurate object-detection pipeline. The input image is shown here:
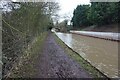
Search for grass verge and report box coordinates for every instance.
[53,33,109,79]
[6,32,48,78]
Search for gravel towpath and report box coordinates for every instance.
[36,32,92,78]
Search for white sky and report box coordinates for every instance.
[58,0,90,23]
[11,0,90,24]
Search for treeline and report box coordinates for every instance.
[55,20,68,32]
[2,2,59,77]
[71,2,120,28]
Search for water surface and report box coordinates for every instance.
[55,32,119,78]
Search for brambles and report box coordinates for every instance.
[2,2,59,77]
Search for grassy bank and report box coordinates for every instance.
[53,33,108,78]
[6,32,48,78]
[80,24,119,33]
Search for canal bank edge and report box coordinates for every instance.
[70,31,120,42]
[53,32,110,79]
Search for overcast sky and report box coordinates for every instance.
[58,0,90,23]
[10,0,90,23]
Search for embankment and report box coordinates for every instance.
[81,24,119,33]
[70,31,120,41]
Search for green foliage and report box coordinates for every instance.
[71,2,120,28]
[88,2,119,25]
[71,5,91,27]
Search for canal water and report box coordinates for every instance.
[55,32,119,78]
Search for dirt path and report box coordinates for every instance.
[35,32,92,78]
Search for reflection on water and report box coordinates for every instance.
[55,32,118,78]
[56,33,72,47]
